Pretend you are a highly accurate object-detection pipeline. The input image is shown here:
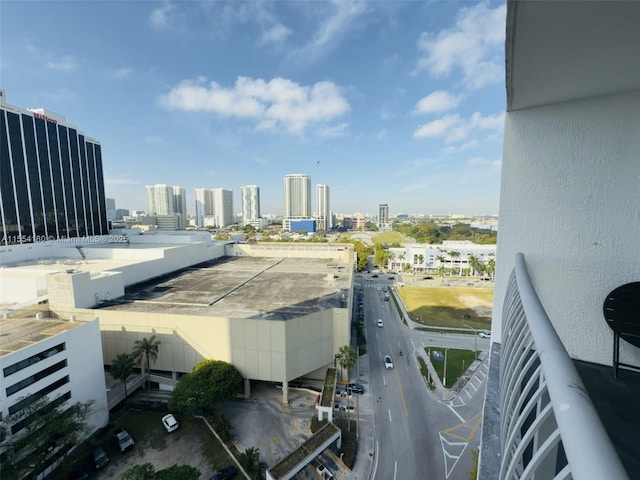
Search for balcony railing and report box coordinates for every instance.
[499,253,628,480]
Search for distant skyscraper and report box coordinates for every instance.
[212,188,233,228]
[283,174,311,231]
[1,91,108,245]
[146,184,174,215]
[316,184,330,231]
[172,186,187,216]
[241,185,260,226]
[106,198,116,222]
[378,203,390,231]
[194,188,214,227]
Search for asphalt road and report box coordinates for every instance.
[358,274,486,480]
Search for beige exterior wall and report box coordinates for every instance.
[89,306,349,384]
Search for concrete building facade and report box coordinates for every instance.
[241,185,260,226]
[316,184,330,231]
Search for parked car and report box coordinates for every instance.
[424,276,434,280]
[210,465,237,480]
[114,427,135,453]
[384,355,394,369]
[162,413,179,432]
[388,276,395,280]
[371,274,378,278]
[347,382,364,394]
[93,447,109,470]
[316,464,334,480]
[479,330,491,338]
[377,319,384,327]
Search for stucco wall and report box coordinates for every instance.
[94,307,347,383]
[0,319,109,435]
[494,90,640,366]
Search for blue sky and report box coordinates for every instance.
[1,0,506,217]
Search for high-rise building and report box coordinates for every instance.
[0,91,108,245]
[241,185,260,226]
[378,203,390,231]
[283,174,311,231]
[212,188,233,228]
[106,198,116,222]
[316,184,330,231]
[194,188,214,227]
[172,186,187,216]
[146,184,174,215]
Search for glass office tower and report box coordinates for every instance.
[0,94,108,245]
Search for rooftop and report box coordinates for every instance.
[0,314,86,357]
[96,256,352,320]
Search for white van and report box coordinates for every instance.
[377,319,384,327]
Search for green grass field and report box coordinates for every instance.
[337,230,413,245]
[398,286,493,329]
[426,348,477,388]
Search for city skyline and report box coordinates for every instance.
[1,1,505,216]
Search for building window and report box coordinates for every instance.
[5,359,68,397]
[10,391,71,435]
[8,375,70,415]
[3,343,66,378]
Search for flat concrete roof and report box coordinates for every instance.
[96,256,353,320]
[0,316,85,357]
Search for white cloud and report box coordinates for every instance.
[158,76,350,134]
[290,1,368,64]
[46,55,77,70]
[415,2,506,89]
[149,1,174,30]
[105,176,141,186]
[413,111,504,144]
[414,90,461,114]
[259,24,292,46]
[110,67,133,79]
[318,122,350,138]
[375,128,389,140]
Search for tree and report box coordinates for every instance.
[374,248,392,271]
[436,255,447,284]
[238,447,267,480]
[449,251,461,275]
[468,255,480,277]
[335,345,357,432]
[0,396,93,480]
[121,463,200,480]
[132,335,161,399]
[111,353,135,400]
[416,254,425,274]
[486,258,496,280]
[169,360,243,414]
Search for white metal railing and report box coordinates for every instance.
[499,253,629,480]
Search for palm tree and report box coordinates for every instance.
[238,446,267,480]
[335,345,357,432]
[417,254,424,274]
[486,258,496,281]
[450,251,461,276]
[111,353,135,400]
[132,335,161,399]
[436,255,446,284]
[468,255,479,278]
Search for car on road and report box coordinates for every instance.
[162,413,179,432]
[384,355,394,369]
[316,464,334,480]
[115,427,135,453]
[423,276,434,280]
[210,465,238,480]
[377,319,384,327]
[347,382,364,394]
[388,276,395,280]
[479,330,491,338]
[376,286,381,291]
[371,274,378,278]
[93,447,109,470]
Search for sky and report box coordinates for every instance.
[1,0,506,217]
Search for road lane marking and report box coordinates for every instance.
[448,404,465,423]
[394,368,410,417]
[388,409,392,422]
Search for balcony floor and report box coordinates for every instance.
[574,359,640,477]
